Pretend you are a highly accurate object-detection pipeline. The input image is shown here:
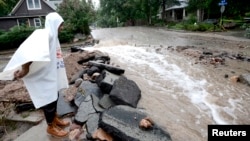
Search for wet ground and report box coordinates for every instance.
[89,27,250,141]
[1,27,250,141]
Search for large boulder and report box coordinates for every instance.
[98,94,116,109]
[99,105,172,141]
[74,81,103,107]
[74,95,96,125]
[88,61,125,75]
[86,113,100,135]
[109,76,141,108]
[57,89,77,117]
[96,70,120,94]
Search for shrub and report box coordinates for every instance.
[197,23,213,31]
[244,28,250,38]
[0,26,35,50]
[245,12,250,17]
[170,23,185,30]
[186,14,197,24]
[0,30,5,36]
[168,22,214,32]
[240,23,250,29]
[59,29,74,43]
[0,25,76,50]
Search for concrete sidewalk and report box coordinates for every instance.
[14,119,72,141]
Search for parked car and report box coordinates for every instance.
[203,19,219,25]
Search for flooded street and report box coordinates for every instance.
[0,26,249,141]
[89,27,250,141]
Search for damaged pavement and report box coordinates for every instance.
[4,46,172,141]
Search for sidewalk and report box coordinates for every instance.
[14,118,74,141]
[4,110,81,141]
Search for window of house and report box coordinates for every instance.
[18,18,30,27]
[27,0,41,10]
[34,18,42,27]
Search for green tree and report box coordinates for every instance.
[98,0,158,27]
[57,0,96,35]
[97,0,180,27]
[187,0,250,20]
[0,0,19,16]
[98,0,126,27]
[187,0,215,21]
[224,0,250,19]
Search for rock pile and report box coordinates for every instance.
[57,47,172,141]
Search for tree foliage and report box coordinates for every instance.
[57,0,96,35]
[98,0,160,27]
[224,0,250,18]
[97,0,181,27]
[0,26,35,50]
[187,0,250,19]
[0,0,19,16]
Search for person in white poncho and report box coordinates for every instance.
[12,12,70,138]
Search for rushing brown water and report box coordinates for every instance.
[87,27,250,141]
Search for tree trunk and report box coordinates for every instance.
[161,0,166,20]
[197,9,204,22]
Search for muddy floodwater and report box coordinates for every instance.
[88,27,250,141]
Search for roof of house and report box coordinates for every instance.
[0,14,46,20]
[10,0,55,15]
[44,0,63,10]
[166,1,188,11]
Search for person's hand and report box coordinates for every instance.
[13,62,32,80]
[14,69,29,80]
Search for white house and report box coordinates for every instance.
[165,0,188,21]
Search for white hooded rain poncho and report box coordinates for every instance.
[0,12,68,108]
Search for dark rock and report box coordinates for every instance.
[98,94,116,109]
[77,54,96,64]
[69,69,86,85]
[91,94,105,112]
[71,46,82,52]
[96,70,120,94]
[74,95,96,125]
[110,76,141,108]
[246,57,250,62]
[87,66,101,76]
[203,51,213,55]
[92,51,110,63]
[88,61,125,75]
[94,56,110,63]
[99,105,172,141]
[75,78,83,87]
[175,46,192,52]
[57,90,77,117]
[74,81,103,107]
[86,113,100,135]
[15,102,35,113]
[238,73,250,86]
[235,54,245,61]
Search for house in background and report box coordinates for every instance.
[165,0,188,21]
[0,0,62,31]
[44,0,63,10]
